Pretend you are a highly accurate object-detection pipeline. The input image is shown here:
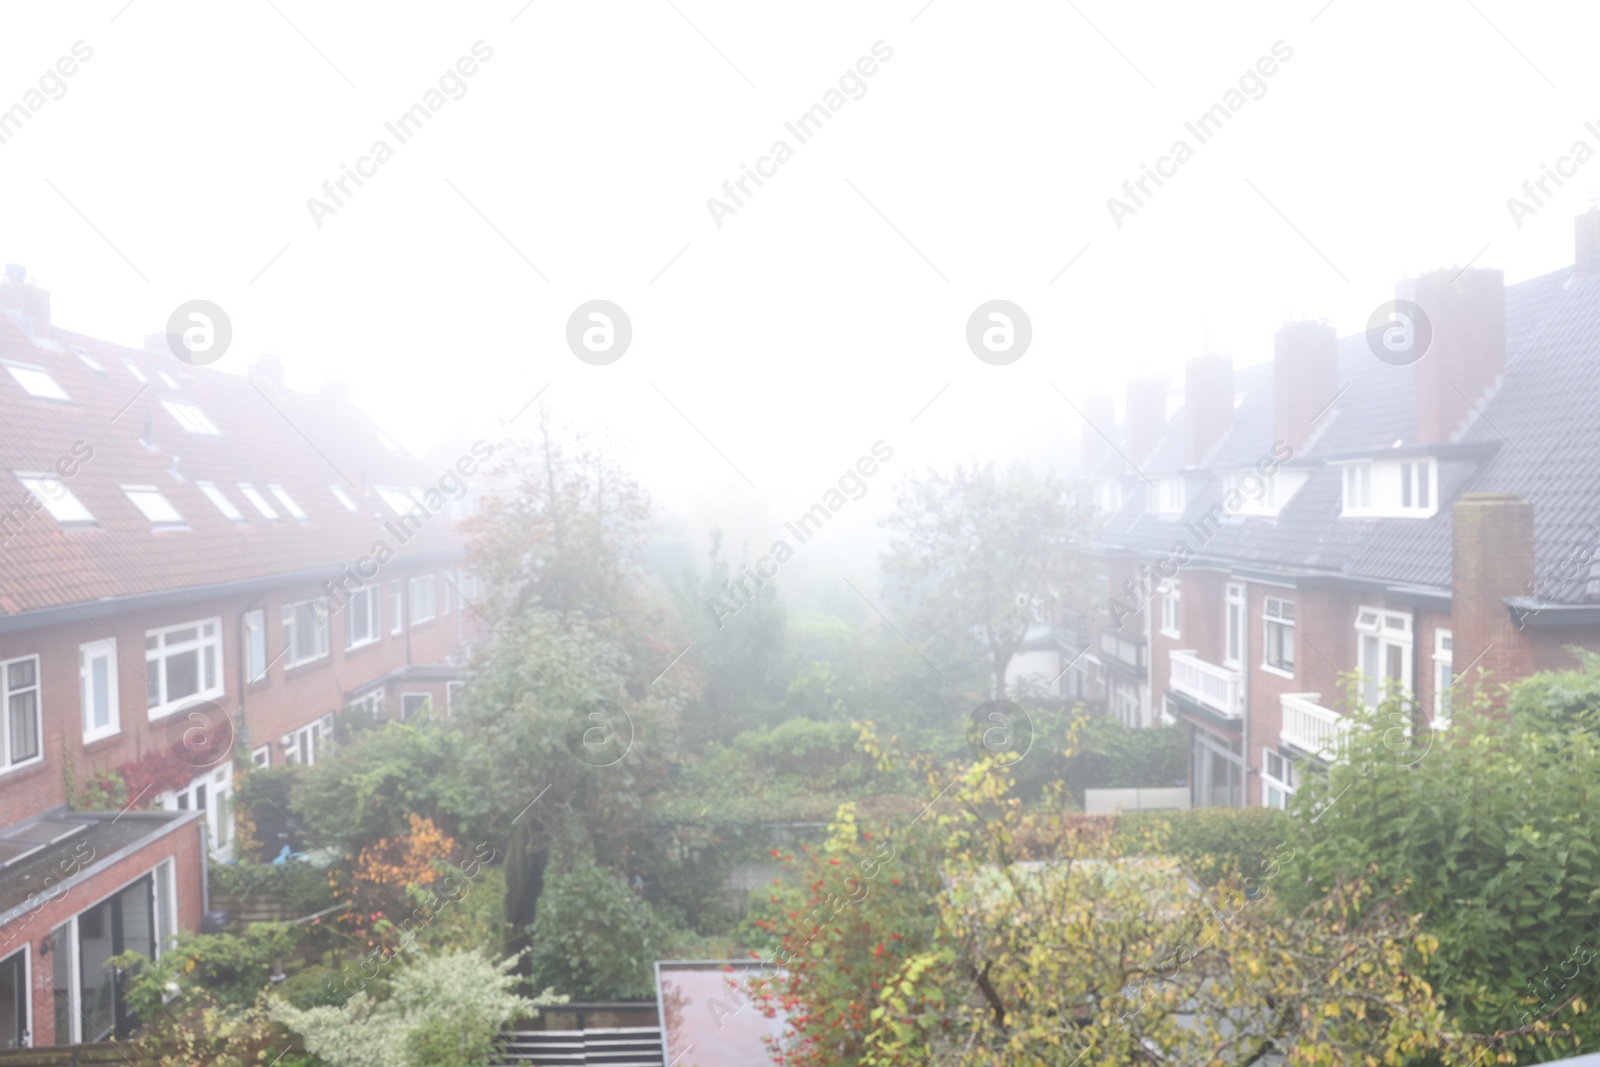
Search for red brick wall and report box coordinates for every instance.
[0,558,464,828]
[1452,495,1536,701]
[11,815,205,1047]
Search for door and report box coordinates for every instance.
[0,949,24,1048]
[77,876,156,1042]
[161,765,233,862]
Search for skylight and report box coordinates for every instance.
[196,481,245,521]
[123,360,148,384]
[237,483,279,519]
[158,371,180,389]
[16,473,95,524]
[123,485,184,526]
[376,486,419,515]
[375,430,403,453]
[162,399,221,436]
[330,485,358,512]
[5,361,70,401]
[268,484,308,520]
[70,345,106,374]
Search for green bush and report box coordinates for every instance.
[526,849,666,999]
[211,860,337,918]
[1116,806,1294,884]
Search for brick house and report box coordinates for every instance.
[0,267,485,1046]
[1077,211,1600,810]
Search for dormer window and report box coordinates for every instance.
[1152,477,1186,515]
[1339,458,1437,518]
[1223,468,1309,518]
[1095,480,1123,512]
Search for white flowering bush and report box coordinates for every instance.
[271,949,562,1067]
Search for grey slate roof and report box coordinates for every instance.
[1091,265,1600,604]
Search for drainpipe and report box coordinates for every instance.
[1143,561,1154,727]
[235,592,267,752]
[1239,580,1251,809]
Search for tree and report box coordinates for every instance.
[881,463,1096,699]
[1284,668,1600,1061]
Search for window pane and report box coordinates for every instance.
[1385,643,1403,683]
[1419,464,1431,508]
[52,920,73,1043]
[9,690,37,764]
[6,659,33,691]
[91,656,110,728]
[147,666,161,708]
[167,648,200,702]
[1401,463,1412,507]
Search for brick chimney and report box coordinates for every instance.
[0,265,50,336]
[249,354,285,390]
[1123,377,1167,471]
[1078,393,1115,476]
[1399,268,1505,446]
[1451,493,1536,702]
[1576,208,1600,277]
[1185,354,1234,466]
[1273,321,1338,451]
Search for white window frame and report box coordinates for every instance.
[1262,748,1296,810]
[390,579,404,635]
[72,344,105,374]
[196,481,244,522]
[80,639,120,743]
[409,574,436,624]
[122,484,185,527]
[1355,606,1414,708]
[16,471,95,525]
[5,360,70,400]
[0,654,43,772]
[251,745,270,768]
[145,619,223,720]
[1095,480,1123,513]
[285,718,330,767]
[1153,477,1186,515]
[330,485,358,512]
[1434,628,1453,730]
[1223,582,1245,668]
[1262,597,1296,678]
[243,609,267,683]
[1159,579,1180,638]
[267,484,308,521]
[237,483,279,520]
[161,399,221,436]
[348,688,384,718]
[1340,459,1437,519]
[344,586,380,650]
[122,359,148,384]
[282,599,331,668]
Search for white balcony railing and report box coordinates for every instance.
[1280,693,1349,759]
[1169,650,1244,718]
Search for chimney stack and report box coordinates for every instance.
[249,354,285,390]
[0,265,50,336]
[1123,377,1167,472]
[1400,268,1505,446]
[1273,321,1339,451]
[1185,354,1234,466]
[1576,208,1600,276]
[1452,493,1536,703]
[1078,393,1116,476]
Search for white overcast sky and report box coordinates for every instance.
[3,0,1597,553]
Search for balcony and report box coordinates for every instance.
[1280,693,1348,759]
[1168,650,1244,719]
[1099,630,1148,675]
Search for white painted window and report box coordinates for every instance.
[1095,480,1123,512]
[1262,749,1296,810]
[267,484,307,520]
[122,359,148,383]
[243,609,266,683]
[157,371,179,390]
[349,688,384,718]
[390,579,404,634]
[161,764,232,861]
[80,639,119,742]
[161,399,221,436]
[1434,629,1453,730]
[1356,606,1413,707]
[146,618,223,717]
[282,599,330,667]
[236,483,279,520]
[155,858,178,957]
[1224,468,1309,517]
[1159,579,1180,638]
[344,586,380,649]
[409,574,436,623]
[16,472,95,524]
[5,360,69,400]
[377,486,418,516]
[0,655,42,770]
[285,718,331,767]
[330,485,357,512]
[1341,459,1437,518]
[1224,583,1245,668]
[123,485,184,526]
[196,481,244,522]
[251,745,270,769]
[1153,477,1186,515]
[1262,598,1295,676]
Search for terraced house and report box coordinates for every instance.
[0,267,477,1047]
[1080,208,1600,810]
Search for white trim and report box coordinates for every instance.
[281,599,331,668]
[145,618,224,720]
[0,654,43,774]
[1433,628,1454,730]
[80,639,120,743]
[1261,596,1296,677]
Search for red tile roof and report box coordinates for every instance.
[0,314,464,616]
